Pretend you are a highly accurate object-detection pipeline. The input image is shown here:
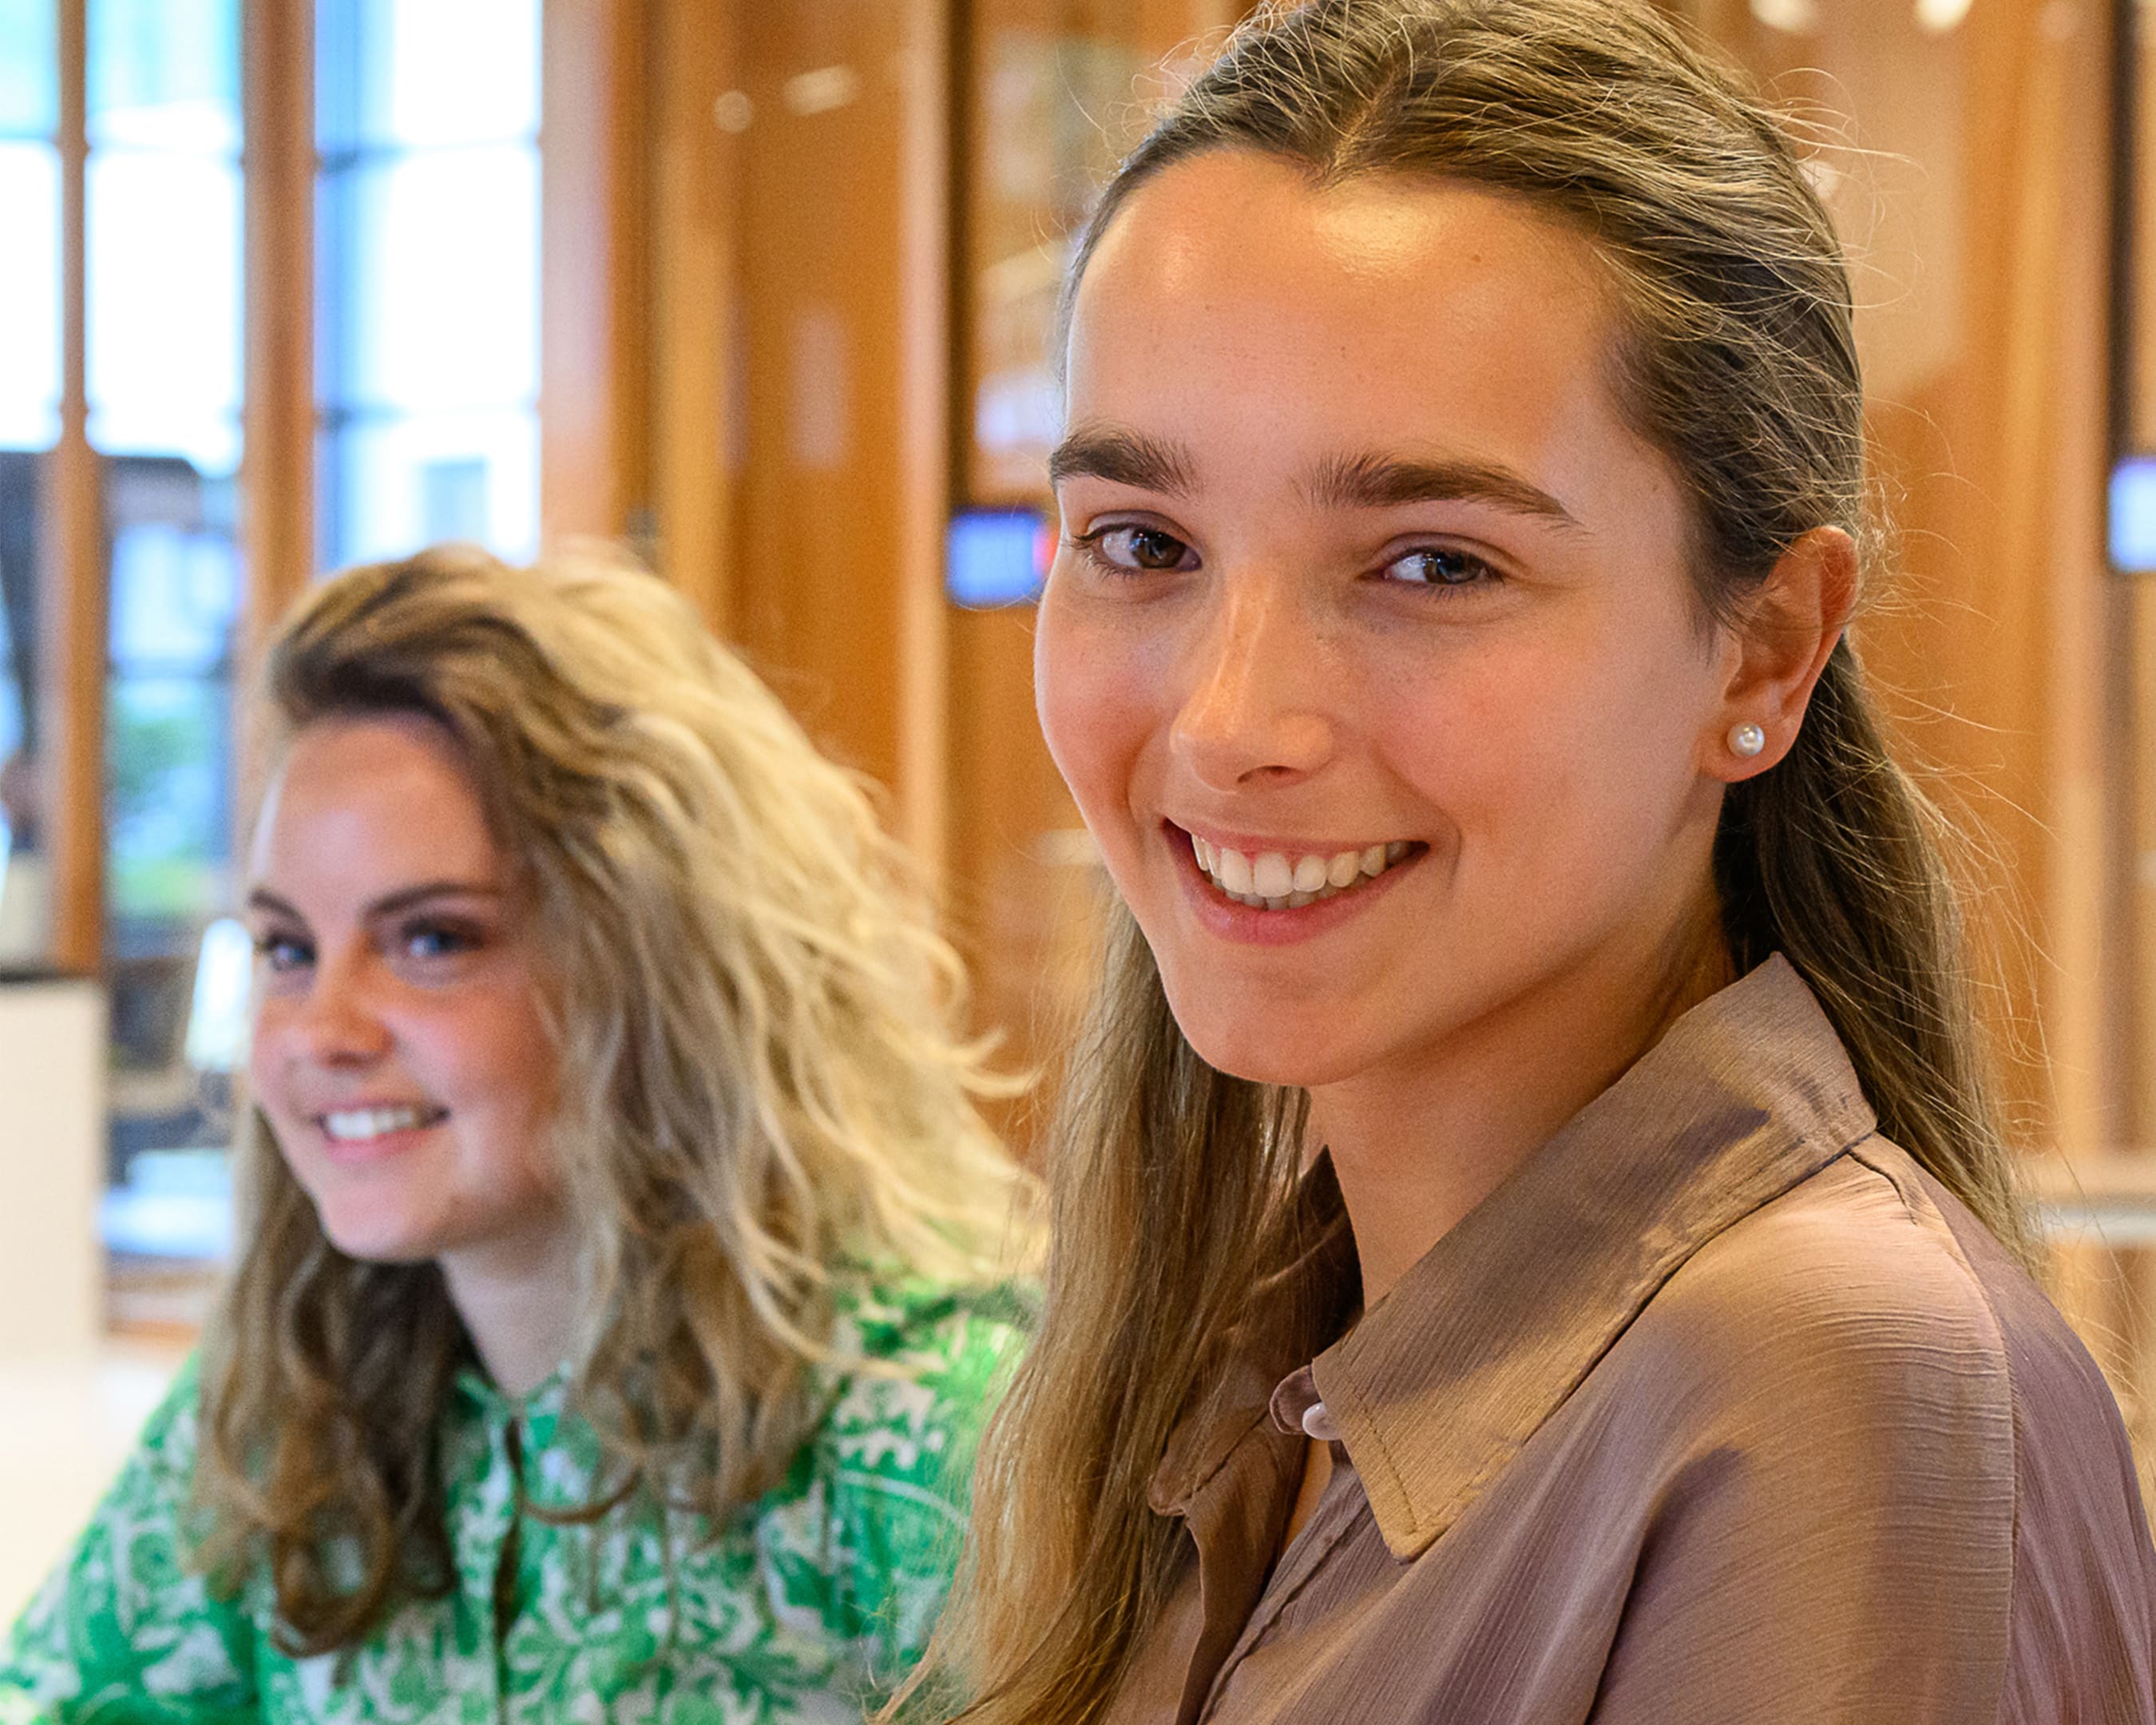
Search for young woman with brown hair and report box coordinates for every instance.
[1,545,1032,1723]
[913,2,2156,1719]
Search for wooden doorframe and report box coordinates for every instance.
[46,0,101,977]
[240,0,313,649]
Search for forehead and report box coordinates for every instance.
[1064,151,1637,487]
[250,712,501,896]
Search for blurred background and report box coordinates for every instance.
[0,0,2152,1609]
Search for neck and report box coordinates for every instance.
[438,1219,581,1398]
[1312,891,1732,1308]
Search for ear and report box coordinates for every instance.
[1706,525,1857,783]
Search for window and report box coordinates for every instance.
[0,0,58,968]
[0,0,562,1315]
[315,0,540,570]
[89,0,244,981]
[85,0,244,1272]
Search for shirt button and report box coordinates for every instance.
[1302,1400,1341,1443]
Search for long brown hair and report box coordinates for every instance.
[919,2,2029,1718]
[197,543,1031,1654]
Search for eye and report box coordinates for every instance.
[398,919,483,963]
[1076,524,1199,574]
[1381,546,1501,589]
[253,930,312,974]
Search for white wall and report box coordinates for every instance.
[0,978,105,1358]
[0,1342,184,1620]
[0,983,192,1622]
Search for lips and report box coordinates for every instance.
[1183,830,1417,910]
[317,1103,448,1144]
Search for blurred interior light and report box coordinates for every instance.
[1750,0,1819,31]
[783,65,859,117]
[2108,457,2156,573]
[713,89,753,133]
[1916,0,1974,31]
[184,914,252,1074]
[947,508,1051,607]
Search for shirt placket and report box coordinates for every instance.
[1196,1445,1368,1724]
[448,1394,521,1725]
[1163,1417,1307,1725]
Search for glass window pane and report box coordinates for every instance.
[0,142,59,450]
[86,152,242,467]
[109,517,239,671]
[0,457,44,972]
[102,454,239,963]
[89,0,246,1266]
[88,0,240,153]
[319,0,539,153]
[331,148,538,414]
[0,0,56,139]
[323,409,538,569]
[317,0,541,573]
[107,674,232,930]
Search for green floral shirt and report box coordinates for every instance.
[0,1282,1024,1725]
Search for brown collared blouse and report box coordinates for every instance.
[1107,957,2156,1724]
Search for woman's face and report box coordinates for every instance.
[245,712,566,1272]
[1037,152,1742,1092]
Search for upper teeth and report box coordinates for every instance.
[323,1105,438,1142]
[1191,836,1412,910]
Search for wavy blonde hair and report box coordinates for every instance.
[196,542,1031,1654]
[913,2,2029,1719]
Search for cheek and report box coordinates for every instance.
[1381,625,1712,859]
[444,991,559,1148]
[1035,587,1152,827]
[245,999,303,1118]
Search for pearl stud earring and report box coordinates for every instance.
[1729,721,1766,759]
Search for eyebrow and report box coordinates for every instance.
[1047,424,1198,495]
[1047,422,1582,533]
[1304,451,1583,529]
[244,881,503,923]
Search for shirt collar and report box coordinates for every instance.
[452,1358,573,1430]
[1147,1161,1360,1516]
[1153,955,1877,1559]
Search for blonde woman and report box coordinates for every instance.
[913,2,2156,1721]
[1,545,1031,1723]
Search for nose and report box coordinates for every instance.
[279,950,393,1069]
[1170,569,1338,793]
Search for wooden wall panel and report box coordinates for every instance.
[238,0,313,820]
[46,0,101,978]
[719,0,951,854]
[648,0,743,633]
[541,0,651,549]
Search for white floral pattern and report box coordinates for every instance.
[0,1282,1024,1724]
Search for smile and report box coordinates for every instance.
[1186,831,1416,910]
[319,1104,448,1144]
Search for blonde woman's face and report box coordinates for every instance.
[245,714,567,1277]
[1036,153,1740,1093]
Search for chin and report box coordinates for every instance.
[1164,993,1369,1090]
[313,1204,444,1266]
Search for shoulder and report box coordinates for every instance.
[1595,1140,2022,1564]
[78,1349,209,1524]
[1589,1142,2156,1713]
[127,1349,208,1470]
[777,1279,1029,1674]
[1582,1148,2031,1718]
[1634,1140,2014,1423]
[816,1276,1032,1481]
[1,1352,258,1715]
